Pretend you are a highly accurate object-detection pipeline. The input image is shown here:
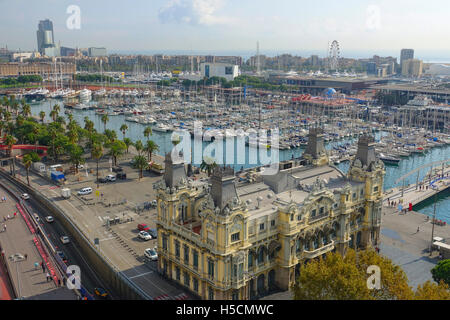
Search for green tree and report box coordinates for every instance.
[120,124,128,139]
[292,249,414,300]
[144,140,159,161]
[4,134,17,176]
[143,126,152,142]
[108,140,126,166]
[123,137,132,153]
[67,144,85,174]
[134,140,144,156]
[50,109,58,122]
[132,155,148,180]
[22,104,31,118]
[101,114,109,133]
[91,143,103,188]
[39,111,46,123]
[22,152,40,186]
[414,280,450,300]
[431,260,450,286]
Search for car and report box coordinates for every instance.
[56,250,67,263]
[60,236,70,244]
[148,228,157,239]
[151,200,157,207]
[33,213,40,222]
[98,177,108,183]
[138,231,152,241]
[21,193,30,200]
[45,216,54,223]
[144,248,158,261]
[77,187,93,195]
[137,223,150,232]
[94,287,108,298]
[116,172,127,180]
[106,174,116,182]
[112,166,123,173]
[78,164,85,170]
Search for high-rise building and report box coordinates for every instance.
[36,19,55,54]
[88,47,107,57]
[400,49,414,68]
[402,59,423,78]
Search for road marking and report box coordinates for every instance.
[128,271,153,279]
[99,237,115,241]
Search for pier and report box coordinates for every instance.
[384,164,450,209]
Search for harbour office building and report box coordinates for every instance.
[155,129,385,300]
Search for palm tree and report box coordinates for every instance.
[123,137,132,154]
[53,104,60,114]
[101,114,109,133]
[200,157,218,177]
[39,111,46,123]
[50,109,58,122]
[4,135,17,176]
[134,140,144,156]
[143,127,152,142]
[22,104,31,118]
[68,144,85,174]
[1,96,9,112]
[22,153,39,186]
[11,100,19,116]
[120,124,128,139]
[91,143,103,188]
[144,140,159,162]
[132,155,148,181]
[108,140,126,166]
[68,129,79,145]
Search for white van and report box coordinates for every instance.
[49,164,63,172]
[77,187,93,196]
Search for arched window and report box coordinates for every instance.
[296,239,301,253]
[313,236,319,249]
[248,251,253,268]
[258,247,265,264]
[322,234,328,245]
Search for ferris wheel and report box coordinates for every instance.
[328,40,340,70]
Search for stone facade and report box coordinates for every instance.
[154,131,385,300]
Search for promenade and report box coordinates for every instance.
[0,188,77,300]
[384,165,450,209]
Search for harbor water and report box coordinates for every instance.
[30,99,450,223]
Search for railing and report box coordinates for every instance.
[303,241,335,259]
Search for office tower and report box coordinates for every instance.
[36,19,55,54]
[400,49,414,68]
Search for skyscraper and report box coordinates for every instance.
[36,19,55,54]
[400,49,414,68]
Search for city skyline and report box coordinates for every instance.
[1,0,450,61]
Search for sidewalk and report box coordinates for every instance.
[379,205,449,289]
[0,188,76,300]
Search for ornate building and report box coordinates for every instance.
[154,129,385,300]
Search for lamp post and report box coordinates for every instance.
[429,192,438,257]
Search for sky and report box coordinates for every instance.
[1,0,449,60]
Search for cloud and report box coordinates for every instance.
[158,0,235,26]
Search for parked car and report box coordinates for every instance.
[33,213,40,222]
[21,193,30,200]
[138,231,152,241]
[144,248,158,261]
[98,177,108,183]
[112,166,123,173]
[77,187,93,196]
[151,200,157,207]
[56,250,67,263]
[116,172,127,180]
[106,174,116,182]
[94,287,108,298]
[148,228,157,239]
[60,236,70,244]
[45,216,54,223]
[137,223,150,232]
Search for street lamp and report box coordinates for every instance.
[429,192,438,257]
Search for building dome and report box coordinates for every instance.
[323,88,337,98]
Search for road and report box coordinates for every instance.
[0,177,115,300]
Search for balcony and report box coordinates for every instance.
[303,241,335,259]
